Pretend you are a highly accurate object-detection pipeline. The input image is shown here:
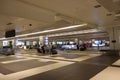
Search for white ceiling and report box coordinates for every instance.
[0,0,119,39]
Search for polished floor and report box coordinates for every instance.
[0,49,119,80]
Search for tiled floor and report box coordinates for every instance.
[90,59,120,80]
[0,49,119,80]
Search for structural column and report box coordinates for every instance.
[12,39,17,49]
[39,36,49,45]
[39,36,44,45]
[0,40,3,48]
[74,38,79,45]
[108,27,120,50]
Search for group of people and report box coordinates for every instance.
[37,44,57,54]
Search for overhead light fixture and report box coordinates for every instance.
[0,38,6,40]
[15,29,101,41]
[15,23,87,37]
[18,36,39,41]
[0,23,87,40]
[47,29,102,37]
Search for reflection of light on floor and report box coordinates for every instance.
[1,60,74,80]
[112,59,120,66]
[31,55,38,57]
[0,50,104,80]
[53,57,65,59]
[90,59,120,80]
[38,59,52,62]
[14,52,24,58]
[90,67,120,80]
[1,58,34,64]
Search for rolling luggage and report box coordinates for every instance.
[51,49,57,54]
[37,48,42,53]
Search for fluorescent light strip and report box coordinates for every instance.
[15,23,87,37]
[0,38,5,40]
[47,29,101,37]
[17,29,101,41]
[0,24,87,40]
[0,37,16,40]
[18,36,39,41]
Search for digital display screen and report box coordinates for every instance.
[57,42,62,44]
[61,45,77,49]
[33,41,37,45]
[5,29,16,38]
[92,40,105,46]
[3,41,9,46]
[16,41,24,46]
[26,41,30,45]
[44,37,48,45]
[69,41,74,44]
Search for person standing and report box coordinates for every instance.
[41,45,45,54]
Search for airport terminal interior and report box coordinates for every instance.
[0,0,120,80]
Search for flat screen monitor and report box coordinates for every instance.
[61,45,77,49]
[69,41,74,44]
[3,41,9,46]
[5,29,16,38]
[16,41,24,46]
[57,41,62,44]
[92,40,105,46]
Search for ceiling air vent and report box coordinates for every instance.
[94,5,101,8]
[6,22,13,25]
[29,24,32,26]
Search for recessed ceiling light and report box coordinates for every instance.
[94,5,101,8]
[29,24,32,26]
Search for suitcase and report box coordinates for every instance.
[51,49,57,54]
[37,48,42,53]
